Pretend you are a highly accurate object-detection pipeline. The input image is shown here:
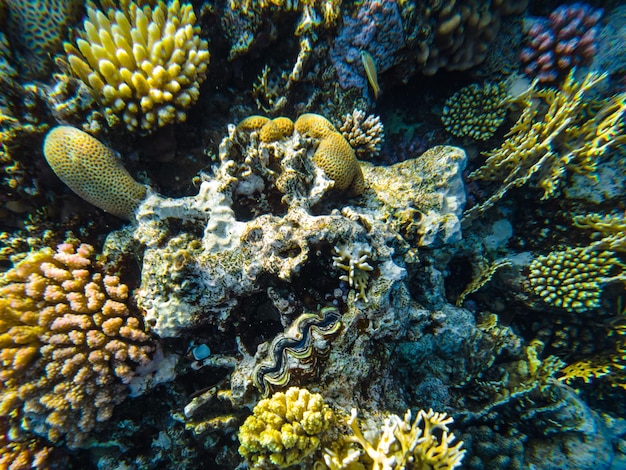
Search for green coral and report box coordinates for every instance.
[238,387,334,469]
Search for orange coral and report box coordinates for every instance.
[0,243,154,448]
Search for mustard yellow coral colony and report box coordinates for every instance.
[0,243,154,447]
[64,0,210,132]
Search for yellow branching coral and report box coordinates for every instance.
[465,71,626,219]
[329,408,465,470]
[238,387,334,469]
[441,81,508,141]
[0,243,155,448]
[43,126,147,219]
[332,242,374,302]
[525,246,625,313]
[64,0,210,133]
[573,212,626,253]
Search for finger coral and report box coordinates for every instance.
[525,246,625,313]
[521,3,602,83]
[339,109,384,160]
[0,243,155,448]
[43,126,147,219]
[441,82,508,141]
[295,114,365,195]
[238,387,334,469]
[64,0,210,133]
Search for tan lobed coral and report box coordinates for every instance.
[295,114,365,195]
[0,243,155,448]
[43,126,147,219]
[64,0,210,133]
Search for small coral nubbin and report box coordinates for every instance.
[43,126,147,220]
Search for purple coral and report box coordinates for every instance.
[520,3,603,83]
[330,0,405,98]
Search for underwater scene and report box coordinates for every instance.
[1,0,625,468]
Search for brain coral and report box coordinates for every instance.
[295,114,365,195]
[0,243,155,448]
[64,0,210,133]
[43,126,147,219]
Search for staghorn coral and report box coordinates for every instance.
[327,408,465,470]
[521,3,603,84]
[43,126,147,219]
[441,81,508,140]
[525,246,625,313]
[4,0,83,79]
[0,419,55,470]
[465,71,626,219]
[295,114,365,195]
[253,307,342,397]
[573,212,626,253]
[332,242,374,302]
[64,0,210,133]
[339,109,384,160]
[0,243,155,448]
[238,387,334,469]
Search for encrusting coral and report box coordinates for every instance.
[64,0,210,133]
[441,81,509,141]
[295,114,365,195]
[43,126,147,219]
[0,243,155,448]
[465,71,626,219]
[238,387,335,469]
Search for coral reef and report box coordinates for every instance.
[339,109,384,160]
[0,243,155,447]
[238,387,334,469]
[43,126,147,219]
[521,3,603,83]
[441,81,508,140]
[64,0,210,133]
[465,71,626,219]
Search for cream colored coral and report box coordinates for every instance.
[332,242,374,302]
[339,109,384,160]
[0,243,154,448]
[64,0,210,132]
[526,246,625,312]
[43,126,146,219]
[238,387,334,469]
[295,114,365,195]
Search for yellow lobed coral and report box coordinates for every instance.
[238,387,334,469]
[43,126,147,219]
[328,408,465,470]
[0,243,155,448]
[465,71,626,219]
[64,0,210,133]
[526,246,625,313]
[295,114,365,195]
[236,115,295,143]
[441,81,508,140]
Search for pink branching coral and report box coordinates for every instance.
[520,3,602,83]
[0,243,155,448]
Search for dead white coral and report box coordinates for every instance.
[339,109,384,160]
[332,241,374,302]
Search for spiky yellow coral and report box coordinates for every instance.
[526,246,625,313]
[573,212,626,253]
[64,0,210,132]
[465,71,626,219]
[0,243,155,447]
[43,126,147,219]
[295,114,365,195]
[332,408,465,470]
[238,387,334,469]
